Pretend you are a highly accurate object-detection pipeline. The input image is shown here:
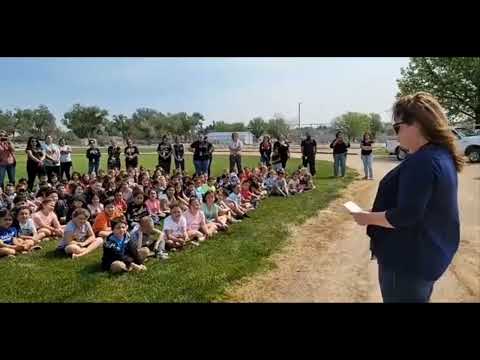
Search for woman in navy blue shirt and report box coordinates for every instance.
[350,92,464,303]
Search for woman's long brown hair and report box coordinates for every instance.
[392,92,464,172]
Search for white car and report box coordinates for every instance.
[385,138,408,161]
[385,129,480,163]
[452,128,480,163]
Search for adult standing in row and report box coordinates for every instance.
[229,132,243,173]
[273,135,290,170]
[259,135,272,166]
[206,136,214,178]
[173,136,185,172]
[43,135,61,181]
[59,138,73,181]
[124,139,140,170]
[190,135,213,176]
[86,139,101,176]
[25,137,45,192]
[107,140,122,170]
[0,130,16,190]
[360,132,374,180]
[330,131,350,177]
[157,135,173,174]
[301,133,317,176]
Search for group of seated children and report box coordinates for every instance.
[0,163,315,273]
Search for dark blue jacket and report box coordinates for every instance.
[367,144,459,281]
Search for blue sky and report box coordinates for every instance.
[0,57,409,127]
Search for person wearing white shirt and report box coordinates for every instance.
[229,132,244,174]
[58,138,73,181]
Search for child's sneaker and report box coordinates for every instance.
[230,218,242,223]
[191,241,200,247]
[156,251,169,260]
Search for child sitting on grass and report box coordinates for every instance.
[58,208,103,259]
[215,189,242,224]
[101,217,146,273]
[202,191,228,231]
[184,197,216,245]
[32,198,64,239]
[14,206,46,245]
[129,216,168,261]
[163,202,189,251]
[144,189,167,225]
[0,209,37,257]
[93,198,123,239]
[288,171,301,195]
[126,190,150,229]
[271,169,289,197]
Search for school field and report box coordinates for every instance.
[1,153,356,302]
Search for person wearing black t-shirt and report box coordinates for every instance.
[205,136,214,177]
[126,191,149,229]
[86,139,101,176]
[25,137,46,192]
[157,135,173,174]
[173,136,185,172]
[107,140,122,170]
[190,136,213,176]
[301,133,317,176]
[273,135,290,170]
[124,139,140,170]
[329,131,350,177]
[360,132,374,180]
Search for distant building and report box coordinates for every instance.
[206,131,255,145]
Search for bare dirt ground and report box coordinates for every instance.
[226,153,480,302]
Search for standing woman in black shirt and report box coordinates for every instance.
[107,139,122,170]
[273,135,290,170]
[329,131,350,177]
[157,135,173,175]
[25,137,46,192]
[360,132,374,180]
[173,136,185,172]
[86,139,101,176]
[124,138,140,170]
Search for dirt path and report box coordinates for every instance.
[226,154,479,302]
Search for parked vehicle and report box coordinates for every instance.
[452,128,480,163]
[385,138,408,161]
[386,129,480,163]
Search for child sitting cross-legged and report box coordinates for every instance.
[101,217,146,273]
[58,208,103,259]
[129,216,169,261]
[184,197,216,246]
[0,209,36,257]
[202,191,228,231]
[163,202,189,251]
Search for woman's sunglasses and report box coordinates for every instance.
[393,121,407,134]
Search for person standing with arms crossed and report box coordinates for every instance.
[107,139,122,171]
[273,135,290,170]
[86,139,101,176]
[329,131,350,177]
[173,136,185,172]
[350,92,463,303]
[360,132,374,180]
[124,138,140,170]
[157,135,173,175]
[301,133,317,176]
[205,136,214,178]
[42,135,61,182]
[0,130,16,190]
[259,135,272,166]
[229,132,243,174]
[58,138,73,181]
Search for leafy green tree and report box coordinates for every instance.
[266,116,290,139]
[397,57,480,127]
[62,104,109,139]
[248,117,267,139]
[331,112,371,142]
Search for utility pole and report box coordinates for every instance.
[298,102,301,129]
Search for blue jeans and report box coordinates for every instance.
[333,153,347,177]
[88,161,100,176]
[361,154,373,179]
[194,159,209,176]
[378,263,435,303]
[0,164,16,189]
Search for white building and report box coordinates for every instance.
[206,131,255,145]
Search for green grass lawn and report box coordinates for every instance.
[2,154,356,302]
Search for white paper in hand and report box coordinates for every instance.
[343,201,363,213]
